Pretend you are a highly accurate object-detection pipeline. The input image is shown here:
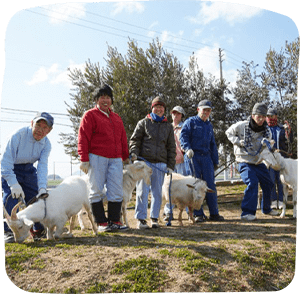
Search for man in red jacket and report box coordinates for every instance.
[78,84,129,232]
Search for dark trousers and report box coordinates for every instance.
[2,163,44,232]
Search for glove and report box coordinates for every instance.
[36,188,47,199]
[80,161,90,174]
[166,168,173,175]
[11,183,25,199]
[131,153,137,161]
[239,140,245,147]
[186,149,194,159]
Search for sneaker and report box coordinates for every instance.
[99,221,128,232]
[271,201,278,209]
[267,210,279,216]
[209,214,225,221]
[30,228,47,241]
[278,201,284,209]
[4,232,15,243]
[97,222,109,233]
[241,214,257,221]
[151,218,159,228]
[194,215,207,223]
[137,219,150,229]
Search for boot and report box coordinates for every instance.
[91,201,107,224]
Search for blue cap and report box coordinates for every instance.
[198,100,212,109]
[33,112,54,127]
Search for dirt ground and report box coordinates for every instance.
[5,185,297,293]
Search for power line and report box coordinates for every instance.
[1,107,69,117]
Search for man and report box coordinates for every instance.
[130,96,176,229]
[163,105,187,221]
[266,108,293,209]
[2,112,54,243]
[78,84,129,232]
[226,102,279,221]
[180,100,224,222]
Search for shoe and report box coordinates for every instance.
[137,219,150,229]
[97,222,109,233]
[271,201,278,209]
[163,214,174,221]
[241,214,257,221]
[99,221,128,232]
[30,228,46,241]
[151,218,159,228]
[209,214,225,221]
[278,201,284,209]
[4,232,15,243]
[267,210,279,216]
[194,215,207,223]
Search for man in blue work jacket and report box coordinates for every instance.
[180,100,224,222]
[2,112,53,243]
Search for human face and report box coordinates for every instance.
[152,104,165,117]
[97,94,112,113]
[31,120,52,141]
[197,107,211,121]
[252,114,266,126]
[171,111,182,125]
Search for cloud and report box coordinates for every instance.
[188,2,262,25]
[46,3,86,24]
[25,61,85,88]
[111,1,145,16]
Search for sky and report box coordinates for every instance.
[0,1,299,180]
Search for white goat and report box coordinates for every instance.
[3,176,97,243]
[257,148,297,218]
[162,173,214,226]
[78,161,153,229]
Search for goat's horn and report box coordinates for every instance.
[207,187,216,193]
[11,202,22,221]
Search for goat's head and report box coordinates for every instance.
[256,140,281,170]
[3,202,33,243]
[186,179,215,210]
[127,161,152,185]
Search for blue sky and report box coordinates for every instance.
[0,0,299,180]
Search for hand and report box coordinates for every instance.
[131,153,137,161]
[166,168,173,175]
[239,140,245,147]
[186,149,194,159]
[11,183,25,199]
[36,188,47,199]
[80,161,90,174]
[214,164,218,171]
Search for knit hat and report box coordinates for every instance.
[252,102,267,116]
[198,100,212,109]
[151,96,166,108]
[93,84,113,103]
[170,106,185,117]
[267,108,278,116]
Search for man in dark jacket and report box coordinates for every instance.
[130,97,176,229]
[180,100,224,222]
[266,108,294,210]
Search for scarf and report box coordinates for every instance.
[244,118,271,148]
[148,113,167,122]
[266,117,278,127]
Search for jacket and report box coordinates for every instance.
[78,106,129,162]
[129,115,176,170]
[180,116,219,165]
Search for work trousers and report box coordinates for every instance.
[238,162,273,216]
[2,163,44,232]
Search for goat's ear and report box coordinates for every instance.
[186,184,195,189]
[206,187,216,193]
[23,218,34,227]
[270,140,275,148]
[3,206,11,222]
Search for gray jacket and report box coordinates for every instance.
[129,116,176,170]
[226,119,272,164]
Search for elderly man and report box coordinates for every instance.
[2,112,54,242]
[180,100,224,222]
[226,103,279,221]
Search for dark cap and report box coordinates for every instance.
[93,84,113,103]
[151,96,166,108]
[33,112,54,128]
[198,100,212,109]
[252,102,267,116]
[267,108,278,116]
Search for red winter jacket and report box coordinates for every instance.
[78,106,129,162]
